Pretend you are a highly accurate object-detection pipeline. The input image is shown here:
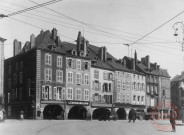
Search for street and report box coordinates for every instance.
[0,119,184,135]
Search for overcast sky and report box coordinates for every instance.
[1,0,184,78]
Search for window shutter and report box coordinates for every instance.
[82,73,84,84]
[54,87,57,100]
[49,86,52,100]
[73,72,76,84]
[99,82,101,91]
[42,86,45,99]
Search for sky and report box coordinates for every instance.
[1,0,184,78]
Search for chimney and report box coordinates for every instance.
[40,30,44,34]
[157,65,160,71]
[134,50,137,64]
[56,36,61,46]
[13,39,22,56]
[77,31,82,53]
[123,59,127,67]
[30,34,35,48]
[103,46,107,61]
[82,39,87,57]
[132,59,135,71]
[145,55,150,69]
[52,28,57,41]
[141,57,146,65]
[154,63,157,70]
[100,47,104,60]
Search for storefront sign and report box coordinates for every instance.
[67,101,89,106]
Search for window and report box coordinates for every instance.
[84,89,89,101]
[127,81,130,89]
[147,85,150,93]
[122,94,125,102]
[42,86,52,100]
[117,72,121,77]
[117,93,120,102]
[103,83,108,92]
[45,68,52,81]
[56,70,63,83]
[72,59,75,68]
[84,62,89,70]
[162,89,165,96]
[67,72,73,83]
[133,82,136,89]
[155,86,158,94]
[109,83,112,92]
[62,88,66,99]
[19,87,22,101]
[67,58,72,68]
[67,88,73,100]
[137,96,140,102]
[93,80,100,90]
[57,56,62,68]
[127,94,130,102]
[76,73,82,84]
[122,81,126,90]
[54,87,62,100]
[117,80,121,91]
[16,62,18,70]
[20,61,23,70]
[94,69,99,79]
[13,73,17,85]
[76,89,82,100]
[103,72,108,80]
[142,84,144,90]
[133,95,136,101]
[19,72,23,84]
[45,53,52,65]
[141,96,144,102]
[8,93,10,103]
[8,65,11,74]
[84,74,89,85]
[8,79,11,89]
[76,60,81,70]
[109,73,113,80]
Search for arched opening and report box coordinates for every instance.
[92,108,110,119]
[68,106,87,120]
[43,104,64,120]
[116,108,126,120]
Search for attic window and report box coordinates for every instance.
[72,50,76,55]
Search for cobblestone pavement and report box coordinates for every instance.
[0,119,184,135]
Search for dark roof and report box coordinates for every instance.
[171,75,181,82]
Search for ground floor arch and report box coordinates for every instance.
[92,108,110,119]
[68,105,87,120]
[43,104,64,120]
[116,108,126,120]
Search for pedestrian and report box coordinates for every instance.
[20,110,24,120]
[129,108,136,123]
[170,108,177,132]
[0,110,3,122]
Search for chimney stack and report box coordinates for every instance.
[77,31,82,53]
[13,39,22,56]
[103,46,107,61]
[100,47,104,60]
[134,50,137,64]
[52,28,57,41]
[30,34,35,48]
[132,59,135,71]
[145,55,150,69]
